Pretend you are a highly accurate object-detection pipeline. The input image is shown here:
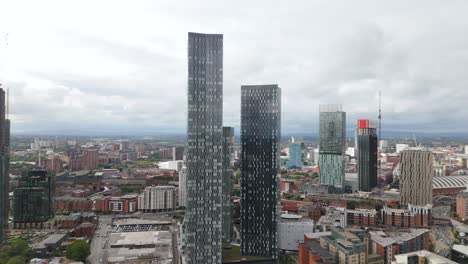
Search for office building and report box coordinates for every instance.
[356,119,378,192]
[0,87,9,242]
[319,104,346,190]
[13,170,55,227]
[288,140,303,169]
[241,84,281,258]
[222,127,234,242]
[138,186,175,212]
[178,166,187,208]
[172,146,184,161]
[399,149,433,206]
[184,32,223,264]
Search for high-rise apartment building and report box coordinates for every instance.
[356,119,378,192]
[138,186,175,212]
[178,166,187,208]
[288,141,303,169]
[222,127,234,242]
[318,104,346,190]
[0,87,9,242]
[13,170,55,227]
[240,84,281,258]
[83,149,98,170]
[184,32,223,264]
[399,149,433,206]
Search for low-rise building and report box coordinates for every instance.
[393,250,457,264]
[381,204,431,228]
[347,208,377,227]
[278,213,315,251]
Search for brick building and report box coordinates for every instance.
[381,204,432,228]
[83,149,98,170]
[55,196,93,212]
[347,208,377,226]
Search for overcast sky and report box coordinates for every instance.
[0,0,467,135]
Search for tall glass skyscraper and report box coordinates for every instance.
[240,84,281,258]
[288,141,303,169]
[318,104,346,190]
[356,119,378,192]
[222,127,234,242]
[0,86,9,243]
[184,32,223,264]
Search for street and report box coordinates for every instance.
[88,215,113,264]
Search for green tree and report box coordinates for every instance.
[66,240,90,262]
[6,256,25,264]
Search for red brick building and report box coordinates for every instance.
[90,194,138,214]
[55,196,93,212]
[74,222,95,238]
[457,190,468,221]
[83,149,98,170]
[381,204,432,228]
[298,240,333,264]
[347,208,377,226]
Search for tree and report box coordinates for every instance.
[6,256,25,264]
[66,240,90,262]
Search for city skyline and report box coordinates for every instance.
[1,1,468,135]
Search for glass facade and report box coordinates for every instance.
[356,125,378,192]
[222,127,234,242]
[0,87,9,242]
[318,105,346,189]
[184,32,223,264]
[240,84,281,258]
[287,142,302,169]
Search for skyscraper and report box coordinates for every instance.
[288,141,303,169]
[318,104,346,190]
[0,86,9,242]
[184,32,223,264]
[178,166,187,208]
[399,149,433,206]
[356,119,378,192]
[222,127,234,242]
[240,84,281,258]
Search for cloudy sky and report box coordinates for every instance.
[0,0,467,135]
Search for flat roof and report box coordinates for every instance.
[453,244,468,256]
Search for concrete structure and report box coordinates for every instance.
[222,126,234,242]
[183,32,223,264]
[13,170,55,226]
[319,230,373,264]
[452,244,468,263]
[319,104,346,190]
[393,250,456,264]
[32,233,68,257]
[318,207,348,229]
[107,231,172,263]
[278,213,314,251]
[396,144,409,154]
[399,149,433,206]
[356,119,378,192]
[159,160,183,172]
[0,86,9,242]
[241,84,281,258]
[288,141,303,169]
[457,190,468,221]
[138,186,175,212]
[178,166,187,208]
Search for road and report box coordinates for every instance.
[88,215,113,264]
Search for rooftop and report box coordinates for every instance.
[394,250,457,264]
[433,175,468,189]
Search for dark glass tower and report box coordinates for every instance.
[222,127,234,242]
[240,84,281,258]
[184,32,223,264]
[318,104,346,190]
[0,86,9,242]
[356,119,378,192]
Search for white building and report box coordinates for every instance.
[396,144,409,154]
[346,147,355,157]
[159,160,183,172]
[178,166,187,208]
[313,148,319,165]
[138,186,175,212]
[465,145,468,155]
[278,213,315,251]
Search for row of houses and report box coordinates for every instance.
[56,186,176,214]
